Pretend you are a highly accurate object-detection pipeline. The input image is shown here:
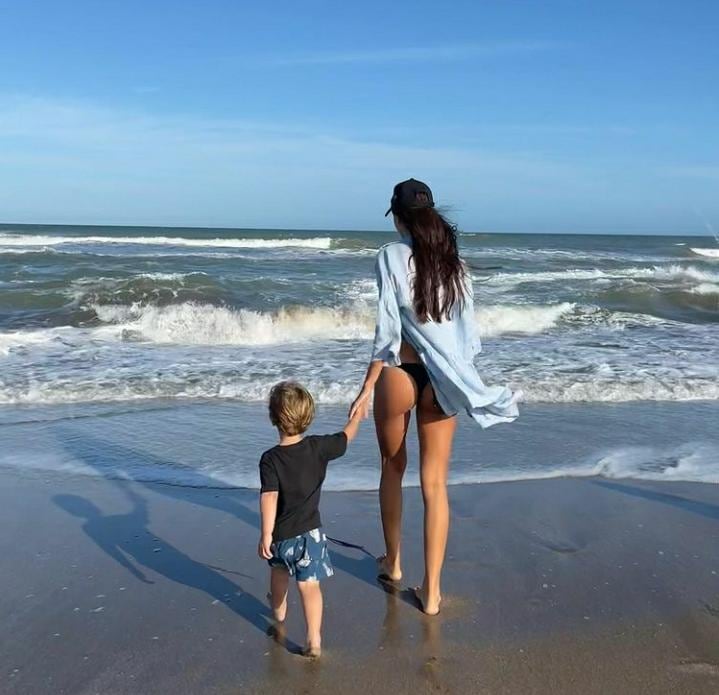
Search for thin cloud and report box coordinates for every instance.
[2,93,713,233]
[0,93,585,227]
[132,86,161,95]
[0,94,572,176]
[662,165,719,182]
[263,41,562,66]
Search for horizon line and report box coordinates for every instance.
[0,221,712,239]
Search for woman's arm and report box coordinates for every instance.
[349,248,403,418]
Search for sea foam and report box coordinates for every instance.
[690,247,719,259]
[88,300,574,346]
[0,233,332,250]
[485,264,719,287]
[0,330,55,356]
[92,302,376,345]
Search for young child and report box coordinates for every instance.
[258,380,365,658]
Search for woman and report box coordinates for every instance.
[349,179,519,615]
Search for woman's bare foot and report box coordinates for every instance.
[377,555,402,582]
[266,621,287,645]
[412,586,441,616]
[266,591,287,622]
[302,644,321,659]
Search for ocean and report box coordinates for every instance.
[1,224,718,489]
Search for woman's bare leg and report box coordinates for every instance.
[374,367,417,581]
[415,387,457,615]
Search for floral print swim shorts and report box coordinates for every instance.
[268,527,334,582]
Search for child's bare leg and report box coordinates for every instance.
[296,579,322,656]
[269,567,289,622]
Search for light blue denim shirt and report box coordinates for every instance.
[371,239,520,428]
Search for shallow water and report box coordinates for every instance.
[2,400,717,489]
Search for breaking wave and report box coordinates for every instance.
[85,300,575,346]
[690,247,719,259]
[92,302,374,345]
[0,233,333,250]
[484,264,719,287]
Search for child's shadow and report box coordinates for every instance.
[59,430,394,595]
[53,485,302,654]
[58,429,261,532]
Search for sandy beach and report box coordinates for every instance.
[2,452,718,693]
[3,0,719,689]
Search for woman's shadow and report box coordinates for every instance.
[53,482,302,653]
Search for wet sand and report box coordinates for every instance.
[1,466,718,694]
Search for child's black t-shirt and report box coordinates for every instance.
[259,433,347,541]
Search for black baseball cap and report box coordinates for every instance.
[385,178,435,217]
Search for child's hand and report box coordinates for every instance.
[258,534,273,560]
[344,390,368,442]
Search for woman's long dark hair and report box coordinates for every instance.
[393,206,466,323]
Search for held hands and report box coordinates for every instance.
[348,387,371,421]
[258,533,273,560]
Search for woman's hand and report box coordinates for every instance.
[348,362,383,420]
[348,386,372,420]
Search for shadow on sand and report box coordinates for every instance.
[53,430,309,654]
[57,429,392,591]
[52,484,304,653]
[53,428,410,652]
[592,480,719,521]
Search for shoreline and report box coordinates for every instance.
[2,465,718,694]
[1,399,718,490]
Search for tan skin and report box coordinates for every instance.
[349,217,458,616]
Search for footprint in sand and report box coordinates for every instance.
[675,660,719,676]
[531,534,584,554]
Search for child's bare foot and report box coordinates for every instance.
[377,555,402,582]
[412,586,441,616]
[266,591,287,622]
[302,644,321,659]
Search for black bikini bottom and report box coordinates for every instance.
[397,363,443,411]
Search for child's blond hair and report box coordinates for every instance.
[268,381,315,435]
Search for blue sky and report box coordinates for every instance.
[0,1,717,234]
